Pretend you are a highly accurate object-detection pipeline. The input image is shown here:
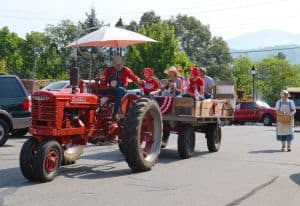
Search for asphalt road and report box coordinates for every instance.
[1,125,300,206]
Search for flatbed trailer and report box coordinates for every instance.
[160,97,234,158]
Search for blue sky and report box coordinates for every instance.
[1,0,300,40]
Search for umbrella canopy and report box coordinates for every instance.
[67,26,158,48]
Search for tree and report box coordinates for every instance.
[276,52,286,60]
[22,31,65,79]
[126,21,139,32]
[168,15,232,80]
[115,18,124,28]
[139,11,161,26]
[45,20,78,76]
[78,7,103,33]
[0,27,24,75]
[0,59,8,73]
[77,8,108,79]
[232,56,253,96]
[256,57,300,105]
[125,22,193,79]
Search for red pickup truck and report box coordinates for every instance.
[234,101,276,126]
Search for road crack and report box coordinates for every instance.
[225,176,279,206]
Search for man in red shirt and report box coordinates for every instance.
[186,67,205,100]
[100,55,141,118]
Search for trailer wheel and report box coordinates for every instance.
[33,139,62,182]
[20,138,38,181]
[0,119,9,146]
[206,124,221,152]
[161,130,170,149]
[123,98,162,172]
[177,125,195,159]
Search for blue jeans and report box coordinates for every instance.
[99,87,126,113]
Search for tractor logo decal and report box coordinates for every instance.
[71,96,87,103]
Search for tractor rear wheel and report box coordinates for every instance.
[123,98,162,172]
[20,138,38,181]
[33,139,62,182]
[177,125,195,159]
[206,123,222,152]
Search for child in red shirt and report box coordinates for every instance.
[187,67,205,100]
[140,67,161,95]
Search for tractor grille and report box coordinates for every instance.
[31,100,58,127]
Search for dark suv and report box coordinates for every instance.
[0,74,31,146]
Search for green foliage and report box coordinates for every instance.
[232,56,300,105]
[232,56,253,95]
[256,57,300,105]
[139,11,161,26]
[0,59,8,73]
[168,15,233,80]
[0,27,24,75]
[125,22,193,79]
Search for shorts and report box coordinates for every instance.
[276,134,294,142]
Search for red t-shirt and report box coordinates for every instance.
[102,66,139,88]
[188,77,205,94]
[141,78,160,95]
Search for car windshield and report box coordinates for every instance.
[256,100,271,108]
[42,81,69,90]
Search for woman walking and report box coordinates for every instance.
[275,90,296,152]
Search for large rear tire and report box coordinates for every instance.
[206,123,222,152]
[0,119,9,146]
[177,125,195,159]
[33,139,62,182]
[123,98,162,172]
[20,138,38,181]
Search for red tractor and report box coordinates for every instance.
[19,69,163,182]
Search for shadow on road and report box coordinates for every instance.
[0,167,34,188]
[60,163,132,180]
[290,173,300,186]
[158,149,210,163]
[248,149,283,154]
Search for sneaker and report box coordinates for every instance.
[281,147,285,152]
[287,148,291,152]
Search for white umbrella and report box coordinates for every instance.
[67,26,158,48]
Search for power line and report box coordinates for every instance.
[230,46,300,54]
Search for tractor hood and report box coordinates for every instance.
[32,90,99,105]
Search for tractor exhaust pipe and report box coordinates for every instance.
[70,67,79,94]
[64,145,85,162]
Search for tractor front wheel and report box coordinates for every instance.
[123,98,162,172]
[20,138,38,181]
[33,139,62,182]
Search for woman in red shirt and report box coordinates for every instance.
[187,67,205,100]
[140,67,161,95]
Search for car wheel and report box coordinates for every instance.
[0,119,9,146]
[263,115,273,126]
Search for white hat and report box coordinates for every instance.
[164,66,179,75]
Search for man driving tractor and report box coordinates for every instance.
[100,55,141,119]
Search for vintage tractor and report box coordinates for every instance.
[19,68,162,182]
